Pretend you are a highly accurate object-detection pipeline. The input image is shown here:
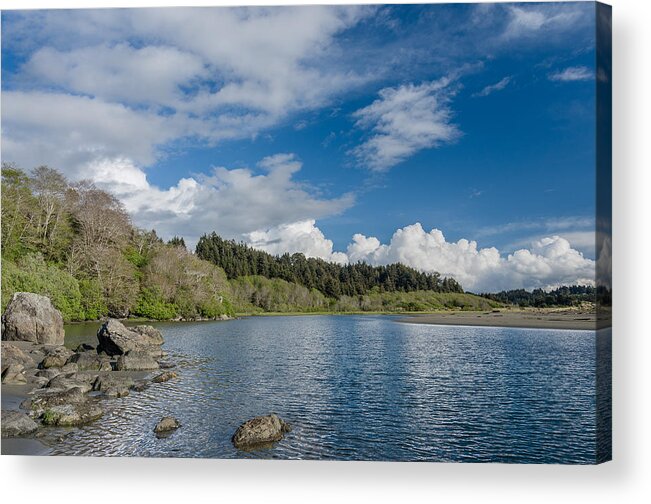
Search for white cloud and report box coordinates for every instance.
[2,6,375,177]
[245,220,348,264]
[473,76,512,97]
[502,5,584,41]
[84,154,354,251]
[239,220,595,292]
[548,66,594,82]
[343,223,595,292]
[351,77,461,171]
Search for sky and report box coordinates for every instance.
[1,2,602,292]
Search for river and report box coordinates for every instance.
[52,315,606,463]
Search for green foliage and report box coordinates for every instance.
[133,287,178,320]
[230,275,328,313]
[480,286,597,308]
[196,233,464,297]
[1,254,84,321]
[78,278,109,320]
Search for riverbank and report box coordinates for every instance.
[396,308,599,330]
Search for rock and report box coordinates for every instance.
[60,362,79,374]
[1,292,65,345]
[152,371,177,383]
[1,410,39,437]
[31,376,50,388]
[24,386,87,415]
[36,368,61,380]
[1,342,36,371]
[96,319,164,357]
[39,346,74,369]
[41,402,103,426]
[66,352,112,371]
[1,363,27,384]
[154,416,181,435]
[132,380,149,392]
[158,360,176,369]
[93,374,135,392]
[231,414,291,449]
[46,374,94,394]
[102,387,130,398]
[75,343,95,353]
[115,351,160,371]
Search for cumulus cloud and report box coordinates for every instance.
[351,77,461,171]
[344,223,595,292]
[245,220,348,264]
[548,66,594,82]
[239,220,595,292]
[473,76,512,97]
[84,154,354,251]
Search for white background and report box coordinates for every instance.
[0,0,649,502]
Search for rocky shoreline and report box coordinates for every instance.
[1,292,290,454]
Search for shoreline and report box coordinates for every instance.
[396,309,600,330]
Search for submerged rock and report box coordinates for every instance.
[152,371,177,383]
[154,416,181,435]
[1,292,65,345]
[231,414,291,449]
[24,386,87,415]
[1,410,39,437]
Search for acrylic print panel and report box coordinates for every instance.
[0,2,611,464]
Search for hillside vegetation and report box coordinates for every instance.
[1,162,497,321]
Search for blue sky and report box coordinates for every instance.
[1,2,602,291]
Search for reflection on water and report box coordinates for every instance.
[54,316,604,463]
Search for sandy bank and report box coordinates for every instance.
[396,309,601,330]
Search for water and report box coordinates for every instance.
[54,316,604,463]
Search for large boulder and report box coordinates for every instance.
[1,292,65,345]
[46,373,94,394]
[24,386,87,415]
[231,414,292,449]
[1,410,39,437]
[96,319,164,356]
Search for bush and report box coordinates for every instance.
[78,278,109,320]
[1,254,84,321]
[132,287,177,320]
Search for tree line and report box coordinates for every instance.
[479,285,597,308]
[195,232,464,298]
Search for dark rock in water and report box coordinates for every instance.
[75,343,95,353]
[102,387,130,398]
[40,402,103,426]
[1,363,27,384]
[66,352,112,371]
[39,346,74,369]
[96,319,164,356]
[1,342,36,371]
[152,371,177,383]
[1,410,39,437]
[46,373,94,394]
[154,416,181,435]
[1,292,65,345]
[231,414,291,449]
[115,351,160,371]
[158,360,176,369]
